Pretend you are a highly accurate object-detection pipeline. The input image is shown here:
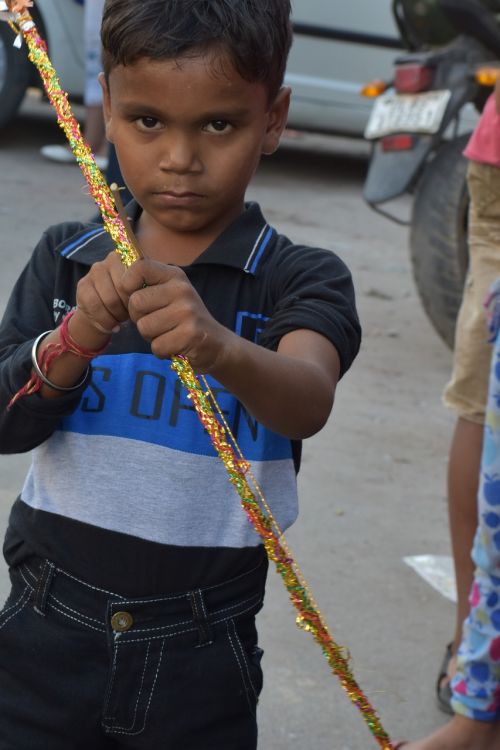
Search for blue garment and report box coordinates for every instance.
[451,296,500,719]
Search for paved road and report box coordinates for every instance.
[0,93,455,748]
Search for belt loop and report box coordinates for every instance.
[33,560,56,616]
[188,589,213,647]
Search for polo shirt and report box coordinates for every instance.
[0,202,360,596]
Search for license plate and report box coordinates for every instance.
[364,90,452,140]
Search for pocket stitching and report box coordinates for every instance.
[226,619,259,716]
[103,640,149,732]
[103,638,165,736]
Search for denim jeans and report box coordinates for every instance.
[0,556,267,748]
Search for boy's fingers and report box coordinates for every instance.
[78,265,129,332]
[128,276,199,323]
[93,266,129,320]
[77,287,121,334]
[121,259,182,294]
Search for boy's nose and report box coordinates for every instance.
[158,132,201,174]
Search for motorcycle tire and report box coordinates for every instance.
[410,134,470,349]
[0,21,32,130]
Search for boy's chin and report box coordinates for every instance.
[142,198,243,235]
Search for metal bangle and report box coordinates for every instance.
[31,330,90,392]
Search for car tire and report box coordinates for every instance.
[0,21,32,129]
[409,135,470,349]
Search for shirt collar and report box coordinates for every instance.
[189,202,275,276]
[58,201,275,277]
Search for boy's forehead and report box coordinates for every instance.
[108,53,269,106]
[110,50,240,87]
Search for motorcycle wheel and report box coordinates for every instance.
[0,21,31,129]
[410,134,470,349]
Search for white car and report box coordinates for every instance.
[287,0,401,136]
[0,0,401,136]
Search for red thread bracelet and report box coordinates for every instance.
[7,310,111,408]
[59,309,111,360]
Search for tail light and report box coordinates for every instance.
[394,64,433,93]
[381,135,415,152]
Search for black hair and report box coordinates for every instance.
[101,0,292,99]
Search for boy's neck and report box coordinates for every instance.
[134,204,245,267]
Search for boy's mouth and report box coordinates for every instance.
[153,190,204,207]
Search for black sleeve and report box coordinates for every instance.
[258,244,361,377]
[0,230,89,454]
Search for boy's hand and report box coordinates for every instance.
[122,259,231,373]
[75,251,131,341]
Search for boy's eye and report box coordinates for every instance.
[205,120,232,134]
[137,116,161,130]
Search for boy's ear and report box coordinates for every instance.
[262,86,291,156]
[99,72,114,143]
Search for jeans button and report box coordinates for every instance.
[111,611,134,632]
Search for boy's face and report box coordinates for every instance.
[101,52,290,243]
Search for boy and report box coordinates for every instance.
[0,1,360,747]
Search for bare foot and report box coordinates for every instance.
[402,715,500,750]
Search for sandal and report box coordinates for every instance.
[436,642,454,715]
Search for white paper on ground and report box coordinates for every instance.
[403,555,457,603]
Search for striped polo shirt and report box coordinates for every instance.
[0,202,360,595]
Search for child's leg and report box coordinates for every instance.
[446,418,483,667]
[83,0,107,155]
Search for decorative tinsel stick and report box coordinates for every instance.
[4,3,394,747]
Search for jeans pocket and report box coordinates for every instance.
[226,618,264,716]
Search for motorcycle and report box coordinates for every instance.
[363,0,500,347]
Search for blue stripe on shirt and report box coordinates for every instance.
[249,227,274,274]
[60,353,292,461]
[60,228,104,257]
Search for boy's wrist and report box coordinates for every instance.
[206,326,241,379]
[68,308,113,353]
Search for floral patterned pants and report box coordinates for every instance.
[451,322,500,720]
